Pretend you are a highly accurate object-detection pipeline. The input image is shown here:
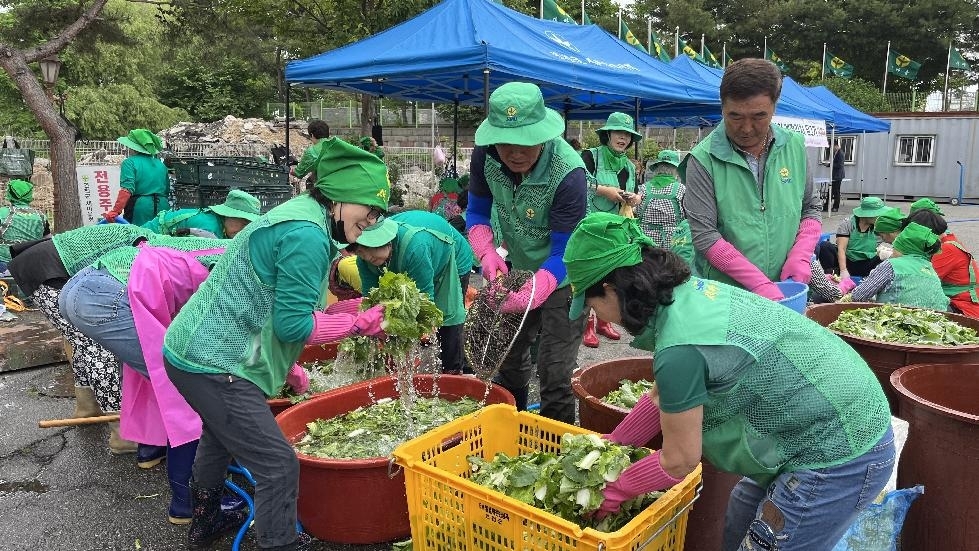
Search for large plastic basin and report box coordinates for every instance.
[571,357,741,551]
[275,374,514,544]
[267,342,339,416]
[806,302,979,416]
[891,364,979,550]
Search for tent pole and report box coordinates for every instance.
[563,106,570,140]
[859,131,866,199]
[826,125,835,217]
[285,84,290,166]
[634,97,640,160]
[483,69,491,115]
[453,99,459,176]
[431,102,436,148]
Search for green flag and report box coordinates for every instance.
[950,46,972,71]
[583,11,592,25]
[619,20,648,53]
[702,43,722,69]
[724,51,735,67]
[542,0,576,24]
[823,50,854,78]
[765,46,790,72]
[650,32,671,63]
[679,37,706,64]
[888,49,922,80]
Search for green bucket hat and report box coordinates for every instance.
[651,149,680,168]
[314,137,391,211]
[909,198,945,216]
[355,218,398,247]
[564,212,654,320]
[209,189,261,222]
[873,208,905,234]
[439,177,462,194]
[117,129,163,155]
[893,222,941,257]
[6,179,33,204]
[597,112,642,142]
[474,82,565,147]
[852,196,889,218]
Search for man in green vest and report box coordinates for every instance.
[466,81,588,423]
[680,59,821,301]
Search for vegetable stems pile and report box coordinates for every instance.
[829,305,979,346]
[603,380,655,409]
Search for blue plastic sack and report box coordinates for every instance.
[831,485,924,551]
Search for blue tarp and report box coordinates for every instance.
[806,86,891,133]
[285,0,719,117]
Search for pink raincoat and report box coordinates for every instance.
[119,246,224,447]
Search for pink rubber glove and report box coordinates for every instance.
[306,305,385,345]
[325,297,363,315]
[779,218,822,284]
[469,224,508,282]
[597,451,684,518]
[838,277,858,294]
[286,363,310,394]
[605,393,661,447]
[500,269,557,313]
[705,239,784,301]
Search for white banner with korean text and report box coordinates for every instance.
[76,166,121,226]
[771,116,828,149]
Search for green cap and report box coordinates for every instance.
[652,149,680,168]
[564,212,654,320]
[852,196,889,218]
[209,189,261,222]
[893,222,941,257]
[910,198,945,216]
[873,208,905,234]
[117,129,163,155]
[474,82,565,147]
[597,112,642,142]
[439,177,462,194]
[355,217,398,247]
[314,137,391,212]
[6,179,33,204]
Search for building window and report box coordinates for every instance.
[820,136,856,164]
[895,136,934,166]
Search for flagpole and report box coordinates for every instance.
[675,27,679,58]
[764,36,768,58]
[647,18,652,54]
[943,41,952,112]
[821,43,827,80]
[700,33,705,58]
[882,41,891,96]
[539,0,544,19]
[581,0,585,24]
[722,42,727,68]
[617,9,622,40]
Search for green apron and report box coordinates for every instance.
[120,154,170,226]
[585,146,636,214]
[845,217,879,261]
[878,255,950,311]
[681,123,808,288]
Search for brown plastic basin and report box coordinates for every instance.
[572,357,741,551]
[267,342,340,416]
[891,364,979,550]
[806,302,979,416]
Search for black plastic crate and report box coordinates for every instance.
[172,183,202,209]
[197,184,294,214]
[169,159,200,185]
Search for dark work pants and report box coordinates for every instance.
[494,285,586,424]
[438,273,470,374]
[823,178,842,210]
[165,361,299,548]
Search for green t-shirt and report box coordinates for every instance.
[295,139,326,179]
[654,345,754,413]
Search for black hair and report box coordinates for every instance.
[308,120,330,140]
[720,58,782,104]
[456,190,468,210]
[309,186,334,210]
[906,209,947,235]
[583,246,691,335]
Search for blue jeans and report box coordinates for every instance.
[59,266,149,378]
[722,426,895,551]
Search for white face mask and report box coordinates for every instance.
[877,243,894,260]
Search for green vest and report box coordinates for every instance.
[164,194,337,396]
[632,278,890,486]
[938,239,978,302]
[0,204,46,262]
[878,255,950,311]
[94,235,229,284]
[683,123,808,288]
[52,225,155,275]
[485,138,584,283]
[845,217,879,261]
[585,146,637,213]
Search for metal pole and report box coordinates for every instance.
[431,102,436,148]
[285,84,290,166]
[581,0,585,24]
[943,41,952,111]
[859,131,866,199]
[453,99,459,176]
[675,27,679,58]
[483,69,491,116]
[647,18,652,54]
[633,97,640,160]
[821,43,827,80]
[882,41,891,96]
[826,125,835,217]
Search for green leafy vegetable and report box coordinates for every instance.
[295,396,479,459]
[829,304,979,346]
[468,433,662,533]
[603,379,655,409]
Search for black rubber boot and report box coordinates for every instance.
[187,482,249,549]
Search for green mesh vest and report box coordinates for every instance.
[484,138,584,282]
[634,277,889,486]
[52,224,155,275]
[682,123,808,288]
[585,146,637,214]
[878,255,950,311]
[164,194,336,396]
[0,205,46,262]
[94,235,229,284]
[845,217,879,261]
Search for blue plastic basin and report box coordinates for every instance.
[776,280,809,313]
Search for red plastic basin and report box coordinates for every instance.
[275,374,514,544]
[267,342,339,416]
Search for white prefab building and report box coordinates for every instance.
[809,112,979,204]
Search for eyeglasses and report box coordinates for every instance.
[366,207,384,225]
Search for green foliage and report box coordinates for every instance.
[158,51,273,121]
[67,84,188,139]
[829,304,979,346]
[820,77,891,114]
[0,76,42,137]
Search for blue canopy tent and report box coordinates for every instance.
[805,86,890,134]
[284,0,720,141]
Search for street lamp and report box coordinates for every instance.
[39,55,65,115]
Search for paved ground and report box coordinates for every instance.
[3,198,978,550]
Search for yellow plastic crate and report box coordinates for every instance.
[392,404,702,551]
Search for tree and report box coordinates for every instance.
[0,0,111,231]
[821,77,891,113]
